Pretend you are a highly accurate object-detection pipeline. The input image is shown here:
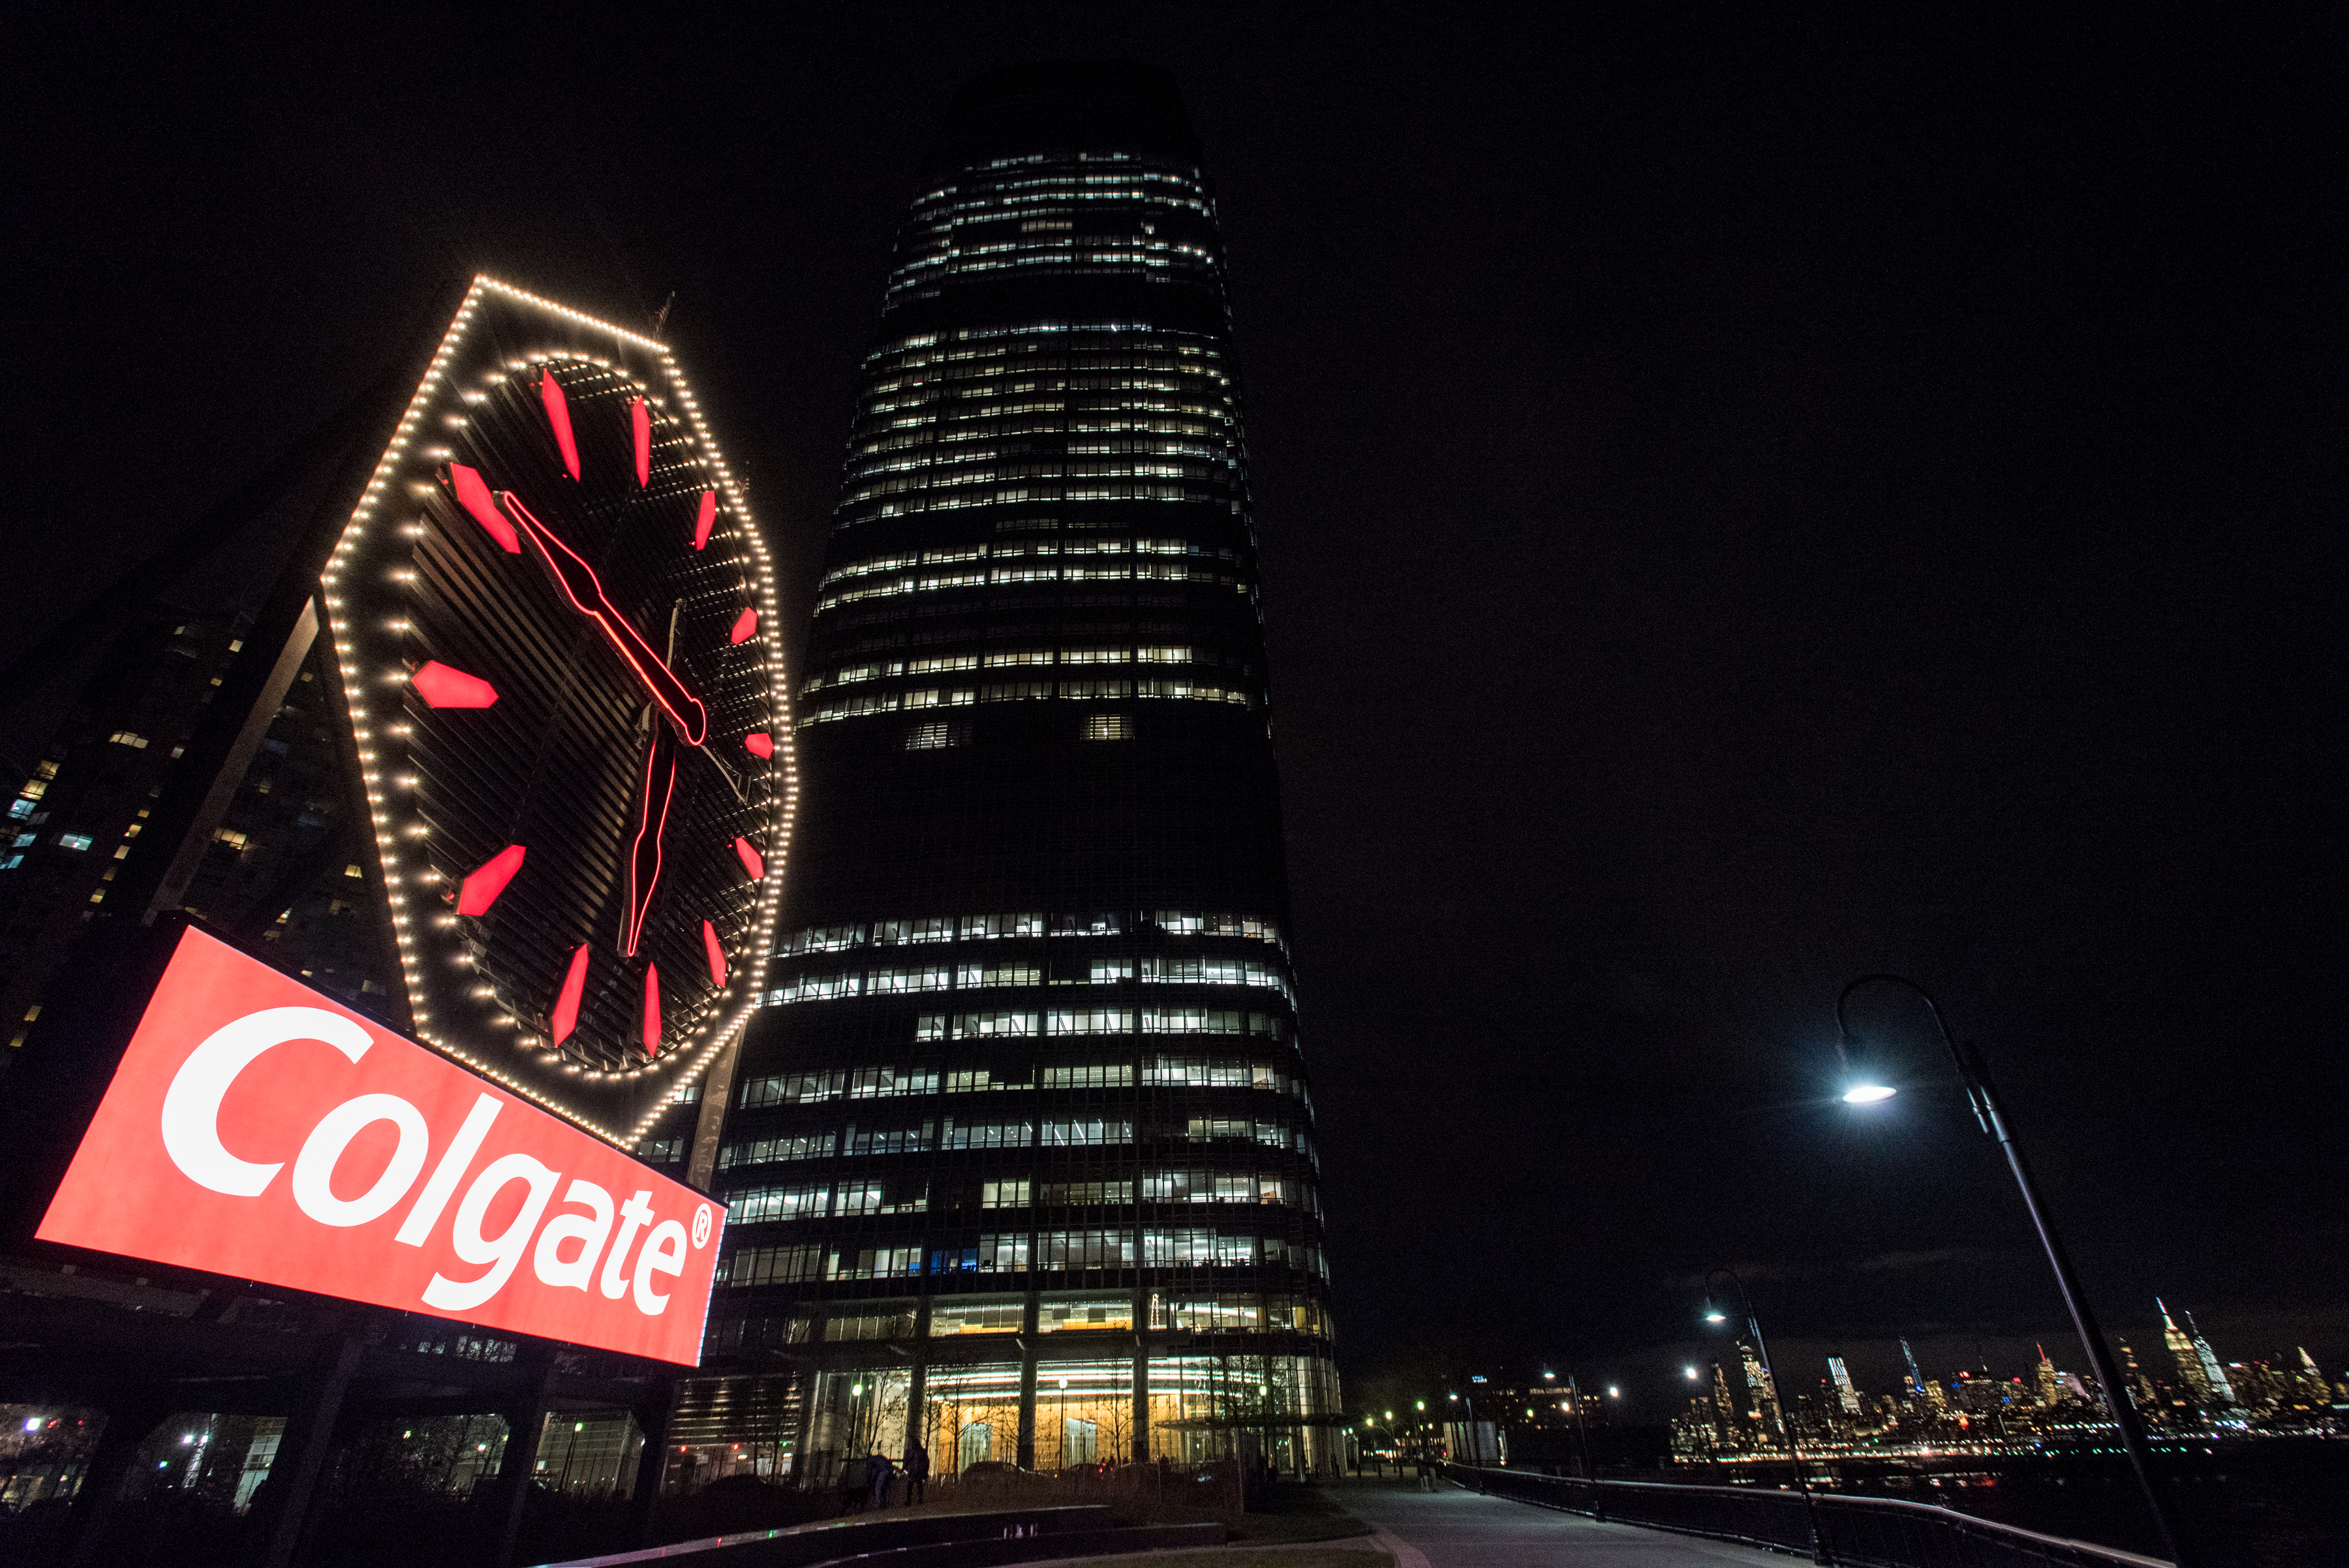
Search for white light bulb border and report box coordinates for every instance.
[316,275,799,1151]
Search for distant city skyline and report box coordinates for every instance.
[1642,1296,2348,1454]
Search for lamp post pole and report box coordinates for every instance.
[1565,1373,1606,1520]
[1835,976,2192,1568]
[1706,1269,1828,1565]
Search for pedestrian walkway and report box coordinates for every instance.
[1338,1477,1790,1568]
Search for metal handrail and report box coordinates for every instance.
[1443,1464,2172,1568]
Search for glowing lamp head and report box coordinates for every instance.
[1685,1367,1700,1380]
[1704,1301,1727,1325]
[1836,1022,1897,1107]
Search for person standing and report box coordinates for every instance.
[904,1439,930,1504]
[867,1449,895,1511]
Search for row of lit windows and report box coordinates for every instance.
[972,1229,1325,1278]
[723,1115,1308,1171]
[722,1230,1325,1286]
[910,1009,1289,1040]
[859,354,1231,410]
[722,1116,1312,1191]
[845,442,1231,487]
[805,645,1237,693]
[891,237,1219,299]
[798,677,1253,728]
[777,958,1282,996]
[862,341,1221,383]
[859,358,1232,406]
[708,1293,1327,1350]
[819,538,1235,593]
[977,1173,1317,1210]
[876,320,1208,355]
[904,177,1209,226]
[782,910,1283,954]
[709,1289,1325,1348]
[856,418,1218,459]
[840,467,1237,515]
[767,959,1291,1007]
[814,562,1243,618]
[735,1054,1305,1113]
[721,1115,1321,1187]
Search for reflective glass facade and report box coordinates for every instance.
[696,64,1336,1484]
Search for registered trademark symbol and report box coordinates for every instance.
[692,1205,713,1248]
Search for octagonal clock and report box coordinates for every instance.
[318,277,794,1148]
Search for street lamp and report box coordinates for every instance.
[1836,974,2194,1568]
[1704,1268,1828,1565]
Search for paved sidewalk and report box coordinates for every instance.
[1339,1479,1790,1568]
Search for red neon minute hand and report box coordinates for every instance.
[497,493,710,746]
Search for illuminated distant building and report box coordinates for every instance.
[1829,1357,1862,1415]
[2160,1299,2223,1408]
[1712,1362,1738,1437]
[1739,1342,1781,1432]
[2185,1309,2237,1407]
[2297,1348,2334,1413]
[1900,1338,1927,1400]
[701,62,1335,1481]
[2036,1345,2065,1407]
[2115,1335,2162,1422]
[2226,1360,2279,1411]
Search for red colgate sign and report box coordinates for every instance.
[37,929,719,1365]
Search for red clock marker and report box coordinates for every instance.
[448,464,521,553]
[729,607,758,645]
[743,732,773,760]
[551,942,591,1045]
[457,844,527,916]
[733,837,764,881]
[411,660,499,709]
[630,397,651,487]
[692,490,717,550]
[540,369,581,480]
[642,964,662,1053]
[702,919,728,987]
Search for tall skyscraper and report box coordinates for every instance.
[2035,1344,2063,1407]
[1828,1357,1862,1415]
[2115,1335,2164,1426]
[699,63,1335,1483]
[2159,1299,2222,1409]
[1899,1338,1926,1400]
[1738,1342,1781,1432]
[2184,1308,2237,1409]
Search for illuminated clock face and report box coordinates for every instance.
[319,279,792,1146]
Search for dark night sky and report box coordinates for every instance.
[7,7,2343,1416]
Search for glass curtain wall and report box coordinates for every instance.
[709,62,1337,1485]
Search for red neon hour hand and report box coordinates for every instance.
[622,725,678,957]
[497,493,709,746]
